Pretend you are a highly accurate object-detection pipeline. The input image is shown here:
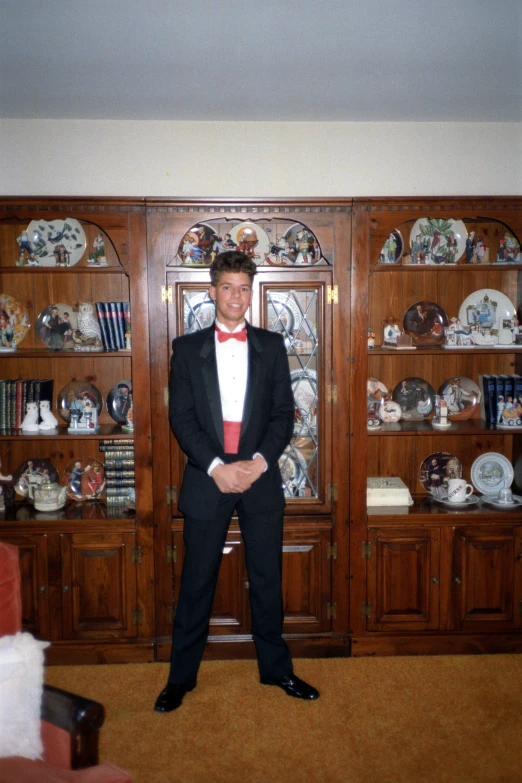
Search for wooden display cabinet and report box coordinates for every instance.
[350,197,522,656]
[147,199,351,661]
[0,198,154,664]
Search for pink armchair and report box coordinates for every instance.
[0,541,131,782]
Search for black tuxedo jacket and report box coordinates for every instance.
[169,322,294,521]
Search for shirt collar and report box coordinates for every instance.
[215,318,247,335]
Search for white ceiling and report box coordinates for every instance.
[1,0,521,121]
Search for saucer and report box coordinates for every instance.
[433,495,480,508]
[481,494,522,508]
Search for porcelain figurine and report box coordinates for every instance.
[21,401,40,431]
[38,400,59,430]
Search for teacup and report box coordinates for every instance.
[447,478,474,503]
[497,487,514,504]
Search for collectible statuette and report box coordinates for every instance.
[21,402,40,431]
[38,400,59,430]
[431,396,451,429]
[72,302,103,351]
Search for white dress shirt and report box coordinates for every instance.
[207,319,266,476]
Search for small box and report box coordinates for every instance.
[367,477,413,507]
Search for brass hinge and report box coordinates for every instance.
[361,541,372,559]
[327,483,338,501]
[167,606,175,624]
[131,546,142,564]
[161,285,173,304]
[132,607,143,625]
[167,545,178,564]
[166,486,177,504]
[327,284,338,305]
[361,602,372,618]
[163,387,169,407]
[519,600,522,617]
[327,542,338,560]
[327,385,338,404]
[327,602,337,620]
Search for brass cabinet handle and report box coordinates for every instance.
[454,577,462,584]
[432,577,439,584]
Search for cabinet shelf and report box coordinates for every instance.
[369,264,518,273]
[0,266,127,274]
[1,349,131,358]
[370,346,522,355]
[368,494,522,522]
[0,424,134,440]
[368,419,515,436]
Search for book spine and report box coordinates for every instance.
[106,302,120,351]
[34,380,42,410]
[115,302,126,349]
[8,380,16,428]
[123,301,131,349]
[99,439,134,449]
[0,380,6,429]
[15,380,23,429]
[104,459,135,469]
[106,484,135,494]
[106,479,135,489]
[102,450,135,460]
[105,470,135,479]
[514,375,522,406]
[22,380,28,423]
[27,380,35,404]
[95,302,112,351]
[106,495,131,505]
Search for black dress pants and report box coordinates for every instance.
[168,492,292,685]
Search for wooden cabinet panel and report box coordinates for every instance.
[0,533,50,639]
[282,527,332,634]
[60,532,138,640]
[451,526,522,631]
[367,527,440,631]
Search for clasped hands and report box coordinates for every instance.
[211,456,266,494]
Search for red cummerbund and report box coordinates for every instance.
[223,421,241,454]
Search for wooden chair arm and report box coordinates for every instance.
[41,685,105,769]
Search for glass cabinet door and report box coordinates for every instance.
[259,273,333,513]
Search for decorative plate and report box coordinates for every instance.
[228,221,270,265]
[183,292,216,333]
[403,301,448,346]
[36,303,77,350]
[409,218,467,264]
[378,229,403,264]
[392,377,436,421]
[56,382,103,424]
[482,494,522,508]
[281,223,323,266]
[458,289,515,330]
[176,223,218,266]
[291,368,317,431]
[433,495,480,508]
[419,452,463,493]
[267,292,302,338]
[471,452,514,495]
[63,457,105,502]
[279,446,308,497]
[0,293,30,350]
[22,218,86,267]
[13,459,60,500]
[438,377,481,421]
[107,380,133,425]
[379,400,402,423]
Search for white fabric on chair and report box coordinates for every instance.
[0,632,49,760]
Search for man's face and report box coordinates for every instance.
[209,272,252,330]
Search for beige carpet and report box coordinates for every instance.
[45,656,522,783]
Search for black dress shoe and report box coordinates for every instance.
[154,681,196,712]
[260,674,320,700]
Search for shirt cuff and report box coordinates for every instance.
[252,453,268,472]
[208,457,224,476]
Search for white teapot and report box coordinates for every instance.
[33,482,67,512]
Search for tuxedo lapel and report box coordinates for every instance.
[240,324,263,445]
[199,327,224,450]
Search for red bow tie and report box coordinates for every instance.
[215,325,247,343]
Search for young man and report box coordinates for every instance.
[155,250,319,712]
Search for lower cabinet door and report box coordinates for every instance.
[367,527,440,631]
[282,526,333,634]
[451,526,522,632]
[0,533,50,639]
[60,532,138,640]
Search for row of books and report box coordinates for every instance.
[100,438,135,506]
[95,301,131,352]
[0,379,53,431]
[479,374,522,425]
